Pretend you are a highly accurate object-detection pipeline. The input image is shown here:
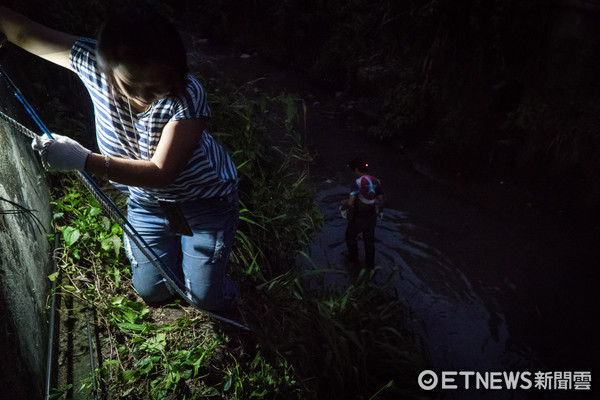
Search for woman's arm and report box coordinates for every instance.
[85,118,206,188]
[0,6,77,69]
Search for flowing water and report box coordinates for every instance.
[309,180,571,400]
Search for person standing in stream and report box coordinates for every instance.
[341,158,385,271]
[0,5,240,311]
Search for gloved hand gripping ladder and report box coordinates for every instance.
[0,62,249,331]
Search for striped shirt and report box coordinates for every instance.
[69,38,238,205]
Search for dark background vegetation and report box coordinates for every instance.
[184,0,600,223]
[9,0,600,222]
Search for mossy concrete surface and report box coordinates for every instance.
[0,100,53,398]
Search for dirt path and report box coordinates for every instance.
[201,44,599,384]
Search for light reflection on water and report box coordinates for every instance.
[309,181,546,384]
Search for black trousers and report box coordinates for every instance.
[345,212,377,269]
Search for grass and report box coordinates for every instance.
[45,77,431,399]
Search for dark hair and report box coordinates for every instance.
[97,6,188,96]
[347,158,369,173]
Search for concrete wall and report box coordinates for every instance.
[0,80,53,398]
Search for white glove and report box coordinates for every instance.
[377,212,384,221]
[32,134,92,172]
[339,205,348,219]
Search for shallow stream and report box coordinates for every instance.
[309,180,572,400]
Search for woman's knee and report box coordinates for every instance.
[132,274,173,303]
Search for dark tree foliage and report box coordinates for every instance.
[191,0,600,217]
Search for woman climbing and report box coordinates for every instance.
[0,5,240,311]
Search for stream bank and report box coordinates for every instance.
[201,43,598,398]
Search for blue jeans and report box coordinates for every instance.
[124,192,239,311]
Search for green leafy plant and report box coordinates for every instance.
[203,79,324,279]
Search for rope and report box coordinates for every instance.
[85,305,99,400]
[0,107,39,139]
[0,66,249,331]
[44,233,60,400]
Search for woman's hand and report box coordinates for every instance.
[32,134,92,171]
